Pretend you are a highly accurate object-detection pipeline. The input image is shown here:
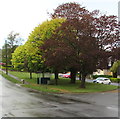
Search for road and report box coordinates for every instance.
[0,75,2,118]
[0,75,119,117]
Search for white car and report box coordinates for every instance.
[93,77,111,85]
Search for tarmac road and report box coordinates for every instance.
[0,75,2,118]
[0,75,119,118]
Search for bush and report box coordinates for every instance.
[92,75,112,79]
[110,78,120,83]
[1,66,6,70]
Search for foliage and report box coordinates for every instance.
[7,31,23,47]
[42,2,119,88]
[12,44,42,79]
[94,15,120,69]
[25,18,65,72]
[110,60,120,73]
[28,18,65,44]
[10,2,119,89]
[112,47,120,61]
[110,78,120,83]
[11,45,26,71]
[11,19,65,78]
[51,2,90,19]
[2,31,23,65]
[92,75,112,79]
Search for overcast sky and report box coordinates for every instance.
[0,0,119,48]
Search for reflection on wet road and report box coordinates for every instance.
[1,75,119,117]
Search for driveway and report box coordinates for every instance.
[0,75,119,117]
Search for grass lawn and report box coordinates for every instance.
[1,70,119,93]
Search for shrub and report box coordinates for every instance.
[92,75,112,79]
[110,78,120,83]
[1,66,6,70]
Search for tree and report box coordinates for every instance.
[2,31,23,65]
[12,19,65,79]
[110,60,120,77]
[94,15,119,69]
[27,18,65,79]
[51,2,90,19]
[42,2,119,88]
[49,2,95,85]
[11,45,26,71]
[42,17,99,87]
[41,36,72,84]
[7,31,23,49]
[12,44,42,79]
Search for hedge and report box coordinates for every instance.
[92,75,112,79]
[110,78,120,83]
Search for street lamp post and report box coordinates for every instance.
[5,40,8,75]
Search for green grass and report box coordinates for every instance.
[9,71,38,83]
[23,79,118,93]
[1,70,119,93]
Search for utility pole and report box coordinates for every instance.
[5,40,8,75]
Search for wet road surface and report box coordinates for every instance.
[0,75,119,117]
[0,75,2,118]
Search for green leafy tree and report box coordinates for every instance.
[26,18,65,78]
[11,45,25,71]
[12,19,65,79]
[12,44,42,79]
[2,31,23,65]
[110,60,120,77]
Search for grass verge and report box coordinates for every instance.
[1,70,119,93]
[0,70,22,84]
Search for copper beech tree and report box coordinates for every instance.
[41,2,119,88]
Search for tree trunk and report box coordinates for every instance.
[79,72,81,80]
[113,72,117,78]
[54,70,58,85]
[80,74,86,88]
[70,68,77,84]
[42,72,45,78]
[30,71,32,79]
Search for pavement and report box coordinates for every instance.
[0,74,119,118]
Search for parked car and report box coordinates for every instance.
[59,72,71,78]
[93,77,111,84]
